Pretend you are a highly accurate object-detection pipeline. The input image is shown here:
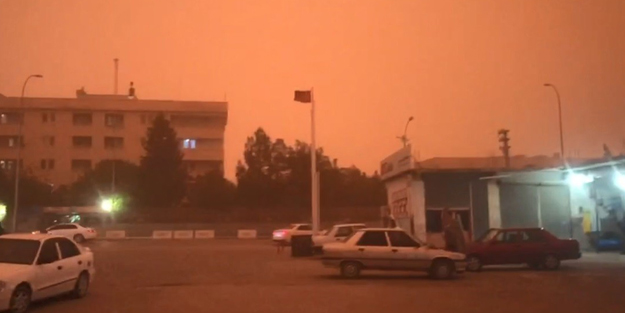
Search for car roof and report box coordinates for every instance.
[334,223,366,227]
[48,223,81,227]
[0,233,63,241]
[359,227,405,232]
[491,227,545,231]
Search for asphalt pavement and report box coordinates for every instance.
[29,240,625,313]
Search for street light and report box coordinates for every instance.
[397,116,414,147]
[544,83,565,165]
[12,74,43,232]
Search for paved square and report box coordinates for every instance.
[28,240,625,313]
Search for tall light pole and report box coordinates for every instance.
[397,116,414,147]
[544,83,565,164]
[12,74,43,232]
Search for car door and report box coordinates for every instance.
[353,230,393,269]
[55,237,85,293]
[483,230,520,265]
[517,230,550,264]
[386,230,427,270]
[31,239,65,301]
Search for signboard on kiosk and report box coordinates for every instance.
[380,145,414,181]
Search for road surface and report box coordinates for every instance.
[29,240,625,313]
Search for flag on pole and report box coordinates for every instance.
[294,90,312,103]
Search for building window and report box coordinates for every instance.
[40,159,55,170]
[71,159,91,171]
[104,136,124,149]
[105,113,124,128]
[42,136,55,146]
[73,113,92,126]
[0,112,23,125]
[72,136,92,148]
[42,113,48,123]
[0,136,24,148]
[182,139,197,149]
[0,159,14,170]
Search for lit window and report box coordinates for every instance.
[183,139,197,149]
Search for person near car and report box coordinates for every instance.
[442,208,466,253]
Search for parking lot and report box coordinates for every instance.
[29,240,625,313]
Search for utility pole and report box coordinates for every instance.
[498,129,511,169]
[114,58,119,95]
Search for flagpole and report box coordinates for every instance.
[311,87,319,234]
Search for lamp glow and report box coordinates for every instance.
[568,173,593,187]
[100,199,113,212]
[614,173,625,191]
[0,204,6,221]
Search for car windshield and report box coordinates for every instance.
[0,239,41,265]
[477,229,499,242]
[342,230,362,242]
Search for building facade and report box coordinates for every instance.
[0,90,227,186]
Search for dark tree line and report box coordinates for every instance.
[235,128,386,211]
[0,122,385,218]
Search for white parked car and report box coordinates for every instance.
[272,223,313,244]
[320,228,467,279]
[312,223,366,249]
[37,223,97,243]
[0,233,95,313]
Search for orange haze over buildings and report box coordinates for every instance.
[1,0,624,181]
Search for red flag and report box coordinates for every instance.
[294,90,312,103]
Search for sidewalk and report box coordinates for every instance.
[580,252,625,263]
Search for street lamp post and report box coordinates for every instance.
[544,83,565,164]
[544,83,573,238]
[397,116,414,147]
[11,74,43,232]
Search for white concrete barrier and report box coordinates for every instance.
[173,230,194,239]
[152,230,173,239]
[237,229,257,239]
[105,230,126,239]
[194,230,215,239]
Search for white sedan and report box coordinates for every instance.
[320,228,466,279]
[0,233,95,313]
[272,223,313,244]
[38,223,97,243]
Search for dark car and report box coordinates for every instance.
[465,228,581,271]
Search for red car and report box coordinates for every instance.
[465,228,581,271]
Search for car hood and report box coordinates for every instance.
[0,263,33,282]
[420,247,466,260]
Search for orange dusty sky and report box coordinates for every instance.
[1,0,624,181]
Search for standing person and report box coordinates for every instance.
[442,208,466,253]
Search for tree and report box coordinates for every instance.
[235,128,281,208]
[0,170,55,224]
[138,113,187,209]
[69,160,141,207]
[187,171,236,209]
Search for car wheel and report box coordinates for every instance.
[340,261,361,279]
[430,259,455,280]
[466,255,482,272]
[542,254,560,270]
[9,285,31,313]
[72,272,90,299]
[74,234,85,243]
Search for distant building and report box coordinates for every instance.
[0,86,227,186]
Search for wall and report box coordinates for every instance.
[0,101,227,186]
[421,171,493,239]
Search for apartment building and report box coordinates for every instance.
[0,89,227,186]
